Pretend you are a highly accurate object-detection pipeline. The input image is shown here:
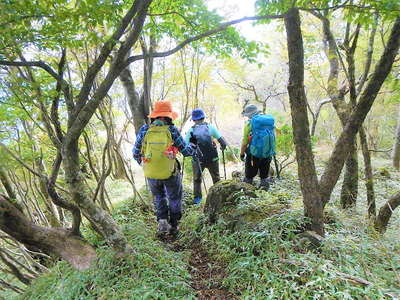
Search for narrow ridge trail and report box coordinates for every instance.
[161,236,236,299]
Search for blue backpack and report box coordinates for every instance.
[249,114,276,158]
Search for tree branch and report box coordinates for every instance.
[126,14,284,65]
[0,60,59,80]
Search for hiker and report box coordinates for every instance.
[185,108,227,204]
[240,104,276,190]
[133,101,196,236]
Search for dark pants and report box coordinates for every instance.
[147,174,182,227]
[245,154,272,180]
[192,159,220,198]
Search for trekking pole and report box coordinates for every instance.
[222,149,227,180]
[195,148,207,193]
[181,157,185,183]
[273,155,280,179]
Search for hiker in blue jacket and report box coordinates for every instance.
[185,108,227,204]
[240,104,276,190]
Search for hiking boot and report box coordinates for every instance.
[193,197,202,205]
[243,177,253,184]
[157,219,170,236]
[169,225,179,237]
[259,178,270,191]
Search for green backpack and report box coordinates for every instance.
[141,125,175,179]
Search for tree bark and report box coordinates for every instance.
[0,166,18,202]
[0,195,96,270]
[340,144,358,208]
[359,127,376,219]
[318,14,359,208]
[62,140,133,255]
[285,8,324,236]
[319,17,400,204]
[393,107,400,169]
[374,191,400,233]
[119,66,145,133]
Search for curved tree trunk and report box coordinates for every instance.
[374,191,400,233]
[0,195,96,270]
[62,140,133,256]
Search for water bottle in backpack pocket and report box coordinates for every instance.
[249,114,276,158]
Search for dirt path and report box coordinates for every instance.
[161,236,236,299]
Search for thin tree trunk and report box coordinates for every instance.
[340,144,358,208]
[319,17,400,203]
[119,66,145,133]
[374,191,400,233]
[0,195,96,270]
[285,8,324,236]
[0,166,20,209]
[359,127,376,219]
[393,107,400,169]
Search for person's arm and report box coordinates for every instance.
[240,122,251,158]
[184,128,192,144]
[209,124,227,150]
[132,125,149,165]
[169,126,196,157]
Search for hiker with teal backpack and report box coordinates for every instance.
[240,104,276,190]
[185,108,227,205]
[133,101,196,236]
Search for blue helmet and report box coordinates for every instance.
[191,108,206,121]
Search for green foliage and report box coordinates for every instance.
[146,0,261,61]
[180,175,400,299]
[0,0,128,51]
[276,124,294,157]
[223,146,240,162]
[19,201,195,300]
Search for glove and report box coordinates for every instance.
[189,133,197,145]
[218,137,227,151]
[240,153,245,162]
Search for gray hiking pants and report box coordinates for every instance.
[192,159,220,199]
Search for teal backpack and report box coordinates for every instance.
[249,114,276,158]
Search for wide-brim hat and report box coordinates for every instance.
[242,104,261,118]
[148,100,179,120]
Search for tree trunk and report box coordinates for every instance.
[62,140,133,256]
[340,144,358,208]
[359,127,376,219]
[119,66,146,133]
[393,107,400,169]
[319,17,400,203]
[0,166,17,200]
[0,195,96,270]
[374,191,400,233]
[285,8,324,236]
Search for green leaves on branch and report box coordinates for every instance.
[145,0,262,61]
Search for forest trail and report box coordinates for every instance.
[161,236,236,299]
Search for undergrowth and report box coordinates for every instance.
[18,202,196,300]
[14,164,400,300]
[180,174,400,299]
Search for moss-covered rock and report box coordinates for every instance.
[204,180,257,224]
[203,180,290,231]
